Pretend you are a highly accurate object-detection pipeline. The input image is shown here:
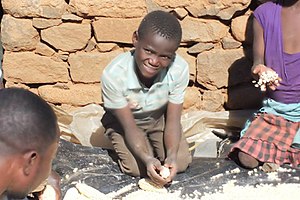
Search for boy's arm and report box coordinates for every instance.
[111,105,154,163]
[163,102,183,180]
[111,106,167,185]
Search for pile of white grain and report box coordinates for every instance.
[122,166,300,200]
[122,182,300,200]
[62,166,300,200]
[200,181,300,200]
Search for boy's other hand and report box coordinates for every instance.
[146,158,168,186]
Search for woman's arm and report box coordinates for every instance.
[252,17,266,79]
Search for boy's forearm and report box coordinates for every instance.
[164,102,183,159]
[164,127,181,159]
[111,106,155,164]
[124,128,154,164]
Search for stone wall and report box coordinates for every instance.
[0,0,264,112]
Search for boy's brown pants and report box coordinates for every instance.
[102,112,192,177]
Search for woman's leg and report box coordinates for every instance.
[238,150,259,169]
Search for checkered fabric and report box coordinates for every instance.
[231,113,300,167]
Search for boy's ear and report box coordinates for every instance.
[132,31,138,47]
[23,151,38,176]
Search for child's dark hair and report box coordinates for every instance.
[137,10,182,45]
[0,88,58,155]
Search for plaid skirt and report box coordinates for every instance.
[230,113,300,167]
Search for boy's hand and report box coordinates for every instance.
[163,157,178,184]
[145,158,168,186]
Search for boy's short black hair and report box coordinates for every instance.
[0,88,58,155]
[137,10,182,45]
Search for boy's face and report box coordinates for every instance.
[7,139,59,199]
[132,31,179,81]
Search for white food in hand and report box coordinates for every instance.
[160,166,171,179]
[253,71,279,91]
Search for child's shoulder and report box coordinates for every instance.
[103,51,133,74]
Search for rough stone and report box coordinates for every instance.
[2,0,67,18]
[32,18,62,29]
[172,8,188,19]
[41,23,91,52]
[197,48,247,89]
[96,43,119,52]
[177,48,196,82]
[69,0,147,18]
[201,90,225,112]
[181,17,228,43]
[52,51,70,62]
[84,37,97,52]
[38,83,101,106]
[188,43,214,54]
[93,18,141,44]
[1,15,39,51]
[62,13,84,22]
[68,49,124,83]
[3,52,69,84]
[231,14,253,43]
[183,87,201,110]
[221,36,242,49]
[35,42,56,57]
[185,0,250,20]
[153,0,190,8]
[5,81,31,90]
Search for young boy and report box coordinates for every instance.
[0,88,60,200]
[101,10,192,186]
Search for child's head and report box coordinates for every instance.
[137,10,182,47]
[0,88,59,198]
[132,10,183,83]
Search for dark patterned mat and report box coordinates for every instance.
[53,139,300,199]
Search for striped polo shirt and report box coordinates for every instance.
[101,50,189,123]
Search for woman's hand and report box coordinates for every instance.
[252,64,281,91]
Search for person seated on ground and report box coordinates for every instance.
[101,10,192,186]
[229,0,300,172]
[0,88,60,200]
